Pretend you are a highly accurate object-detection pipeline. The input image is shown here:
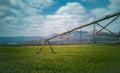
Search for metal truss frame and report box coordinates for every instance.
[36,11,120,54]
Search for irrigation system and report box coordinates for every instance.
[36,11,120,54]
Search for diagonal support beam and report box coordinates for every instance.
[36,42,45,54]
[96,15,119,35]
[36,40,55,54]
[96,22,117,37]
[47,40,55,53]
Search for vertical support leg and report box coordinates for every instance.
[118,31,120,38]
[93,23,96,58]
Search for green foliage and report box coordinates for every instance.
[0,45,120,73]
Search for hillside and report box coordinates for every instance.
[22,31,119,45]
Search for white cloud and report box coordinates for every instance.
[91,0,120,33]
[15,2,90,36]
[23,15,45,24]
[3,0,119,37]
[10,0,24,8]
[0,11,4,16]
[0,0,54,17]
[0,0,55,36]
[38,2,90,36]
[108,0,120,10]
[91,0,120,17]
[20,0,54,15]
[56,2,86,15]
[91,8,111,17]
[23,0,54,10]
[23,7,39,15]
[0,5,19,17]
[9,0,54,10]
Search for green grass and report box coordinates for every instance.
[0,45,120,73]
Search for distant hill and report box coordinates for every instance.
[0,36,44,45]
[0,31,119,45]
[22,31,119,45]
[49,31,120,44]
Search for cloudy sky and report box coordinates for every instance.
[0,0,120,37]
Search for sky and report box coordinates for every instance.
[0,0,120,37]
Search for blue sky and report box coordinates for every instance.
[0,0,120,37]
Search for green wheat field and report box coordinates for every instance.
[0,45,120,73]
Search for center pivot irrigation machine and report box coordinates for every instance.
[36,11,120,54]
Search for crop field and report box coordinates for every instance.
[0,45,120,73]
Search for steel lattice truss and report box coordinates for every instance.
[36,11,120,54]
